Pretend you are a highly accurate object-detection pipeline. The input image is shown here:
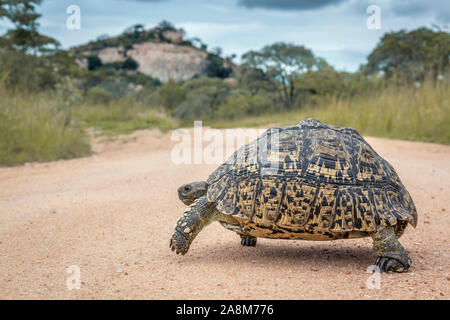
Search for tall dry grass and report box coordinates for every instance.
[0,85,91,166]
[1,75,448,166]
[212,77,450,144]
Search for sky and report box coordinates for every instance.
[1,0,448,71]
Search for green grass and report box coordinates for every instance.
[72,98,177,136]
[210,78,450,144]
[0,87,91,166]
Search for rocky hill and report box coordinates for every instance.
[72,22,233,82]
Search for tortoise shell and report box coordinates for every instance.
[206,119,417,235]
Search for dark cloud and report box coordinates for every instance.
[391,0,450,23]
[391,0,430,17]
[238,0,347,11]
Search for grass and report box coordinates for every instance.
[0,84,177,165]
[210,78,450,144]
[72,98,177,136]
[1,76,448,166]
[0,87,91,166]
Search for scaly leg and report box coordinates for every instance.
[170,196,216,255]
[371,226,411,273]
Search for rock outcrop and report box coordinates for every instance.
[127,42,208,82]
[75,29,210,82]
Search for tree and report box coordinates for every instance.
[157,20,176,32]
[87,55,102,71]
[0,0,59,54]
[237,65,273,96]
[365,27,450,82]
[206,53,232,79]
[294,61,343,98]
[121,57,139,70]
[241,42,322,109]
[0,1,76,91]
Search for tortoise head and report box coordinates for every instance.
[178,181,209,205]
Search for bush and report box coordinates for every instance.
[216,91,272,119]
[86,87,114,105]
[157,80,184,112]
[0,49,60,92]
[172,93,213,120]
[87,55,103,71]
[171,78,233,120]
[121,57,139,70]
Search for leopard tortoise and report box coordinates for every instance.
[170,118,418,272]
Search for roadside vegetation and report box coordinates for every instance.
[72,97,177,135]
[0,85,90,165]
[211,75,450,144]
[0,1,449,166]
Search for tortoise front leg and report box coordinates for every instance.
[170,196,216,255]
[371,226,412,273]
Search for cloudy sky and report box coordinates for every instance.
[1,0,448,71]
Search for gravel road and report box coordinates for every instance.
[0,128,448,299]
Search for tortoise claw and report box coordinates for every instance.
[240,236,257,247]
[384,259,396,272]
[375,256,408,273]
[170,231,190,255]
[375,257,387,272]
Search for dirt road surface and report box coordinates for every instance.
[0,128,449,299]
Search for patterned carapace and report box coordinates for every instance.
[206,118,417,240]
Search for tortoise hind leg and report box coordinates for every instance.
[371,226,411,273]
[240,235,257,247]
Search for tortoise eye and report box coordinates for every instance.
[184,185,192,192]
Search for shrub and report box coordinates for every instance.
[87,55,103,70]
[206,53,232,79]
[172,93,213,120]
[121,57,139,70]
[86,87,113,105]
[157,80,184,113]
[216,91,272,119]
[171,78,233,120]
